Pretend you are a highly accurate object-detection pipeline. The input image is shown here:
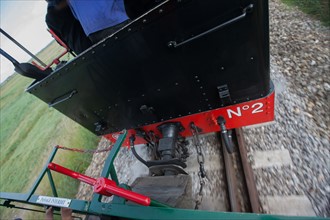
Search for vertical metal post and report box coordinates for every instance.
[91,130,127,203]
[46,170,58,197]
[110,165,119,185]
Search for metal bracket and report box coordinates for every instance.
[217,84,232,106]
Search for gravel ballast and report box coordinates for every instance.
[243,0,329,217]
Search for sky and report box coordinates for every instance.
[0,0,53,83]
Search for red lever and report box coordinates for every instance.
[47,163,96,185]
[48,163,151,206]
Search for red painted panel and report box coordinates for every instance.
[104,91,275,147]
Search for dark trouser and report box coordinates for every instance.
[89,20,131,44]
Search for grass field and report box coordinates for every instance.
[282,0,330,26]
[0,41,100,219]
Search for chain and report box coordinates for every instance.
[190,123,207,209]
[56,144,113,153]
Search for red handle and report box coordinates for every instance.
[94,178,150,206]
[48,163,96,185]
[48,163,151,206]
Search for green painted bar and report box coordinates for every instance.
[0,192,29,202]
[150,199,170,208]
[46,170,58,197]
[94,207,324,220]
[88,202,325,220]
[91,131,127,204]
[101,130,127,180]
[109,165,119,185]
[1,192,324,220]
[26,147,58,200]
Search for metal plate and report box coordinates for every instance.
[36,196,71,207]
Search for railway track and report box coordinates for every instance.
[184,128,261,213]
[225,128,261,213]
[76,128,262,214]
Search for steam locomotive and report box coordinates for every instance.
[0,0,279,219]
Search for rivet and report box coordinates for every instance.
[142,19,147,23]
[159,9,163,13]
[195,75,198,79]
[92,51,95,54]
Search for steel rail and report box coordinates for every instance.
[221,135,241,212]
[235,128,261,213]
